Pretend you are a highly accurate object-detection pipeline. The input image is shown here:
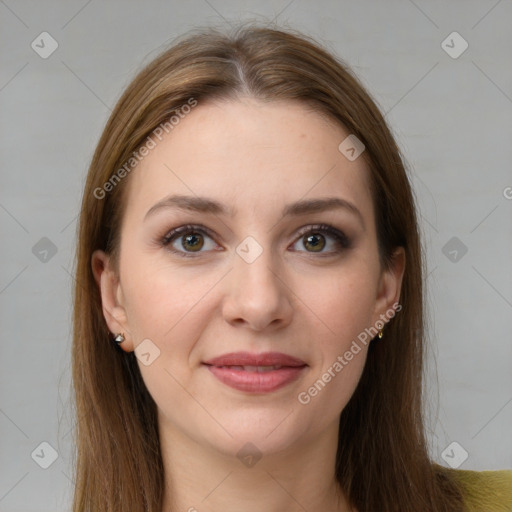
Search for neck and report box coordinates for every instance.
[159,417,353,512]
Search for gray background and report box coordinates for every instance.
[1,0,511,510]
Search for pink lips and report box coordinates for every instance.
[203,351,308,393]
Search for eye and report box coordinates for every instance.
[159,223,351,258]
[290,224,351,254]
[160,224,220,257]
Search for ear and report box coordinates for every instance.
[91,249,134,352]
[372,246,405,328]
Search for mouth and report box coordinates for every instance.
[211,364,289,372]
[202,352,308,393]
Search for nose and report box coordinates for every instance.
[221,248,294,332]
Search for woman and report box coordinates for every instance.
[71,23,512,511]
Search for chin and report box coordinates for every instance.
[198,409,311,460]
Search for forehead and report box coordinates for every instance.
[123,97,374,224]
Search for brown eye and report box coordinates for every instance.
[291,224,351,255]
[160,224,219,257]
[181,233,204,252]
[303,233,326,252]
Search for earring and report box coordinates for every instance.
[377,327,384,339]
[113,333,125,345]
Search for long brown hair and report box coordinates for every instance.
[71,22,466,511]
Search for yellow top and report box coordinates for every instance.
[447,467,512,511]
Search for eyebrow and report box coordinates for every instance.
[144,194,365,229]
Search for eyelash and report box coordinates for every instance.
[159,223,351,259]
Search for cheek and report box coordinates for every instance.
[298,263,378,348]
[297,285,372,418]
[293,263,376,408]
[119,249,218,343]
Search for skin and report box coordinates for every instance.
[92,97,405,512]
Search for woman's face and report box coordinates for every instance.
[94,97,404,458]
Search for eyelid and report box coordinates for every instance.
[161,223,217,245]
[292,223,351,251]
[160,223,222,258]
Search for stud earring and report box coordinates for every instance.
[113,333,125,345]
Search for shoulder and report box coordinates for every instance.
[436,464,512,512]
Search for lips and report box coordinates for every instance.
[203,351,308,393]
[204,351,306,367]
